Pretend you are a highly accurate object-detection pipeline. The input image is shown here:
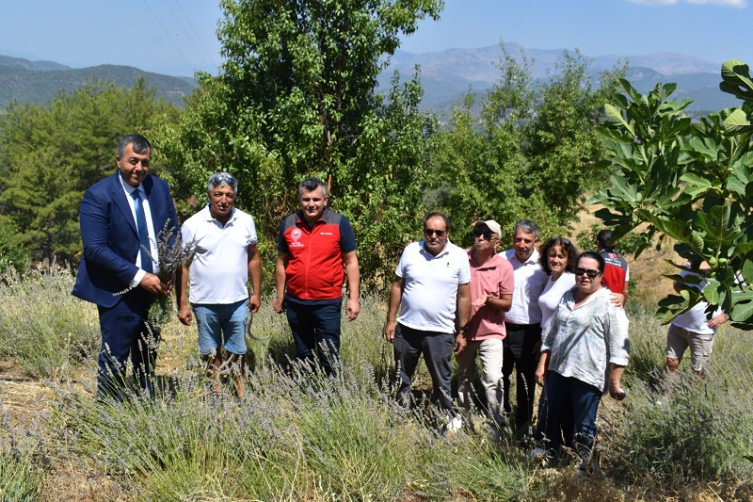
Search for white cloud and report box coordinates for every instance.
[628,0,746,6]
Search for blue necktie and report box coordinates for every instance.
[131,190,153,273]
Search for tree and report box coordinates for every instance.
[427,46,624,246]
[159,0,442,288]
[591,61,753,328]
[0,78,180,263]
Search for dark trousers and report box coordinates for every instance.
[285,298,342,375]
[97,288,159,399]
[502,322,541,428]
[538,371,601,460]
[535,383,575,451]
[393,323,454,412]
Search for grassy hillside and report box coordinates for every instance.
[0,60,196,108]
[0,268,751,500]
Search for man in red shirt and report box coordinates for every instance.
[273,177,360,374]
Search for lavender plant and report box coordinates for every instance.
[143,222,196,331]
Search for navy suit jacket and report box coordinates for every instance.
[72,172,179,308]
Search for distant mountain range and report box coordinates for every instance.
[379,43,741,115]
[0,55,195,108]
[0,44,742,114]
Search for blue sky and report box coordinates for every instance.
[1,0,749,77]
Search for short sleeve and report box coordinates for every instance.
[277,221,289,254]
[339,216,356,253]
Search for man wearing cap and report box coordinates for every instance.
[177,172,262,399]
[385,212,471,420]
[499,219,548,432]
[456,220,514,427]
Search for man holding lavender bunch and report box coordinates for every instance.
[177,172,262,400]
[73,134,179,400]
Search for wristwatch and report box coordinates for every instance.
[456,325,469,335]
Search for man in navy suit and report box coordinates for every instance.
[72,134,179,399]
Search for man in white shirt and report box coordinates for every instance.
[666,261,727,376]
[499,219,548,431]
[385,212,471,417]
[177,172,262,399]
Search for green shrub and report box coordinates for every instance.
[608,324,753,487]
[0,215,29,275]
[0,268,99,377]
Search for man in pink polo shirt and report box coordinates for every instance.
[456,219,514,427]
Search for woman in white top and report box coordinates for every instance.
[533,238,625,460]
[538,237,579,334]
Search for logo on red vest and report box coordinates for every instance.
[290,228,304,248]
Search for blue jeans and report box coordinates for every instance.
[285,298,342,375]
[393,323,455,412]
[538,371,601,459]
[193,299,249,356]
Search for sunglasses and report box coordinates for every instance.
[473,228,496,240]
[575,268,600,279]
[424,228,447,238]
[210,174,237,187]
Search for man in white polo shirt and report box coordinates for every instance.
[177,172,262,400]
[499,219,548,432]
[385,212,471,418]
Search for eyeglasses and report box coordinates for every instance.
[424,228,447,238]
[574,268,600,279]
[473,228,496,240]
[210,174,237,187]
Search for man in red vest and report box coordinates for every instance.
[597,229,630,304]
[273,177,360,374]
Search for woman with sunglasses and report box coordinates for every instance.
[534,251,629,472]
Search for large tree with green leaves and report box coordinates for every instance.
[160,0,442,288]
[591,61,753,328]
[427,47,625,246]
[0,78,180,263]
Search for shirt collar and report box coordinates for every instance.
[420,239,452,258]
[118,174,141,197]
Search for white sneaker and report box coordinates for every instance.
[446,415,463,433]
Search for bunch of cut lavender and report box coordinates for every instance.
[145,222,196,331]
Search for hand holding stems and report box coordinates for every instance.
[140,272,172,296]
[248,293,261,314]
